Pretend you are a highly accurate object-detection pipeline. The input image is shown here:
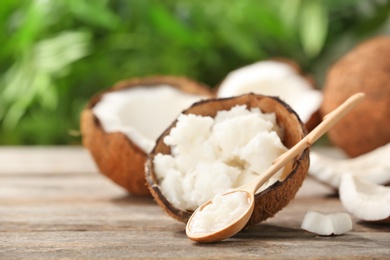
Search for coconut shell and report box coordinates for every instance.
[321,36,390,157]
[81,76,212,196]
[146,93,309,224]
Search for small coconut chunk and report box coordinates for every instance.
[309,144,390,188]
[339,174,390,221]
[301,211,352,236]
[92,85,204,153]
[217,61,322,124]
[153,105,288,211]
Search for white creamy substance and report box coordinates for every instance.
[153,105,288,211]
[189,191,250,234]
[92,85,204,153]
[217,61,323,123]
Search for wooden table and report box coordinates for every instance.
[0,147,389,259]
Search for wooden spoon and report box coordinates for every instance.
[186,92,365,243]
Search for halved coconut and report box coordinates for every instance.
[146,93,309,225]
[321,36,390,157]
[216,59,323,131]
[339,174,390,223]
[81,76,212,196]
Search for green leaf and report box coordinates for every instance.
[67,0,120,29]
[148,2,202,47]
[299,0,329,57]
[280,0,302,29]
[2,87,36,130]
[34,31,91,74]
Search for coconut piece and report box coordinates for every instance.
[309,143,390,188]
[339,174,390,222]
[81,76,212,196]
[301,211,352,236]
[321,36,390,157]
[216,60,323,131]
[146,93,309,225]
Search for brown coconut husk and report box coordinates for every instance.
[321,36,390,157]
[146,93,309,224]
[81,76,213,196]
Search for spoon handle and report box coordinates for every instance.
[241,92,365,194]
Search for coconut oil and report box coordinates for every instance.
[189,191,251,234]
[154,105,288,211]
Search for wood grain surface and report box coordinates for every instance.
[0,147,389,259]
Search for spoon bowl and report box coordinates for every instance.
[186,190,255,243]
[186,92,365,243]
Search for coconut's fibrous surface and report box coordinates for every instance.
[322,36,390,157]
[81,76,212,196]
[146,94,309,225]
[216,60,323,131]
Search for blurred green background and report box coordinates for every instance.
[1,0,389,145]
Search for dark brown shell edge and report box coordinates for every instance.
[81,75,213,196]
[145,93,309,223]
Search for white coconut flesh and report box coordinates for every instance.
[92,85,205,153]
[339,174,390,221]
[309,143,390,188]
[217,61,323,124]
[301,211,352,236]
[153,105,288,211]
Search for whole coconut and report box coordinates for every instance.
[321,36,390,157]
